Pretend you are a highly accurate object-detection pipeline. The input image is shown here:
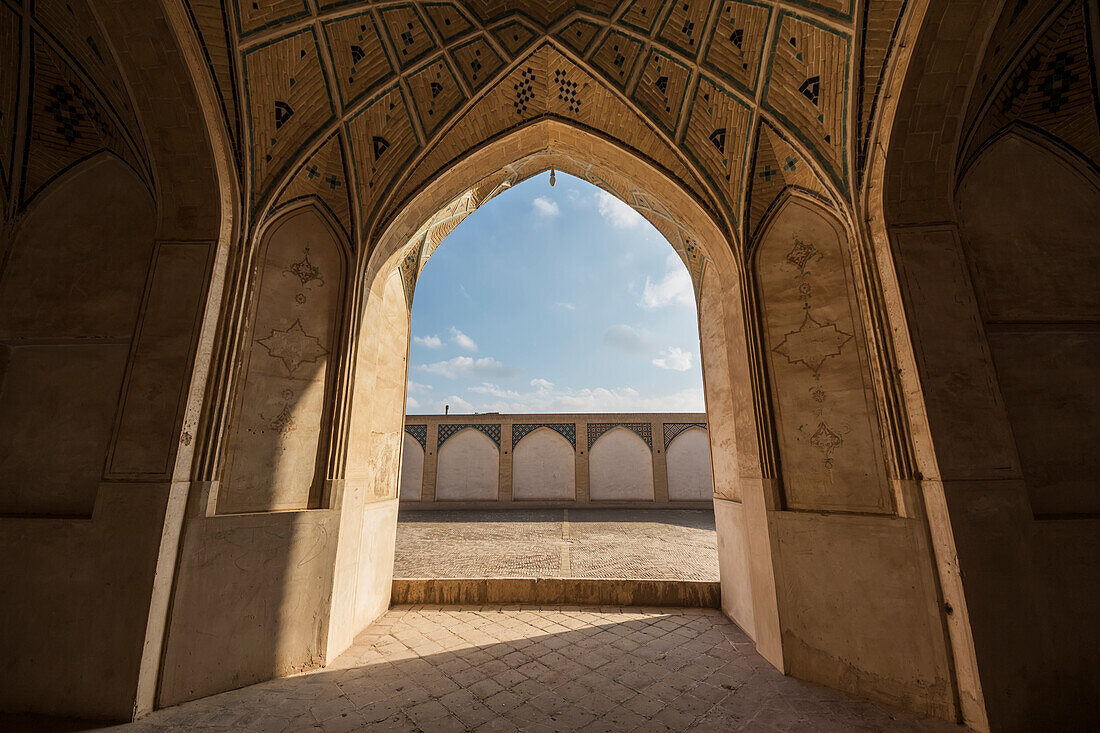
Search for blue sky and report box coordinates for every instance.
[405,172,705,415]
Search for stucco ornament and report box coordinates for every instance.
[257,319,328,375]
[774,311,853,374]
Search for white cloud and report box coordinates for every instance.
[555,301,576,311]
[413,334,442,348]
[595,190,645,230]
[416,356,519,380]
[407,380,434,395]
[652,346,693,372]
[405,395,421,410]
[532,196,560,217]
[449,326,478,351]
[602,324,653,354]
[640,254,695,309]
[441,395,475,413]
[461,381,704,413]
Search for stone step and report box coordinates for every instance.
[391,577,721,608]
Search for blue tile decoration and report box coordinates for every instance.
[404,423,427,449]
[663,422,708,450]
[437,423,501,448]
[587,422,653,450]
[512,423,577,449]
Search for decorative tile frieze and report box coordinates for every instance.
[663,422,708,450]
[512,423,577,449]
[404,423,428,449]
[438,422,501,448]
[587,422,652,450]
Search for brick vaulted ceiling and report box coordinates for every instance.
[178,0,913,252]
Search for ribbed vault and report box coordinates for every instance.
[176,0,915,255]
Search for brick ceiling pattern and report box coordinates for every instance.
[182,0,900,249]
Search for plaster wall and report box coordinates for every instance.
[589,428,654,501]
[772,512,954,718]
[881,130,1100,728]
[0,156,174,720]
[957,133,1100,516]
[0,155,153,515]
[328,269,408,658]
[399,434,424,500]
[714,498,755,638]
[400,413,714,508]
[512,428,576,500]
[750,197,954,718]
[158,506,341,706]
[435,429,500,500]
[159,209,357,707]
[218,209,343,514]
[756,199,890,514]
[665,428,713,501]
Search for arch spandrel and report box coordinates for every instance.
[373,42,723,235]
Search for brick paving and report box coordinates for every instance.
[394,510,718,582]
[111,607,958,732]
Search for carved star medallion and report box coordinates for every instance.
[809,421,843,457]
[257,319,328,375]
[774,311,853,373]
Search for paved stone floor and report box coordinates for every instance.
[394,510,718,582]
[101,606,957,732]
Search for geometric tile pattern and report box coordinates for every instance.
[702,0,773,96]
[634,49,692,135]
[380,5,437,70]
[588,422,653,450]
[512,423,577,449]
[241,28,335,207]
[423,2,474,42]
[490,18,538,56]
[663,422,708,450]
[404,423,428,449]
[621,0,664,34]
[158,0,918,264]
[658,0,716,58]
[451,35,505,91]
[746,119,832,240]
[683,74,754,222]
[22,34,146,205]
[590,31,645,90]
[762,11,851,189]
[556,18,602,56]
[406,57,464,137]
[187,0,244,158]
[346,85,420,225]
[272,132,352,237]
[321,12,393,108]
[438,422,502,448]
[0,6,22,193]
[3,0,151,210]
[967,0,1100,168]
[232,0,308,38]
[787,0,854,22]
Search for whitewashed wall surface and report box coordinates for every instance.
[397,413,713,507]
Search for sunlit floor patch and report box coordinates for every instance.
[113,607,959,732]
[394,509,718,581]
